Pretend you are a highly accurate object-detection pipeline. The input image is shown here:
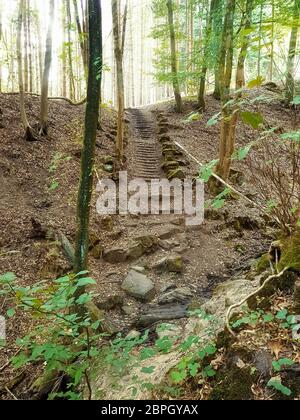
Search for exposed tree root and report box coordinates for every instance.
[225,267,289,337]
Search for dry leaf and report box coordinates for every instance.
[269,340,283,358]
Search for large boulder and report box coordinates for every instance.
[158,287,193,305]
[122,270,155,302]
[103,247,127,263]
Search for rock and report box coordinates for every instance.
[229,214,262,232]
[127,242,144,260]
[126,330,141,340]
[91,244,103,259]
[158,239,180,251]
[158,126,168,134]
[293,278,300,312]
[96,295,124,311]
[102,155,114,165]
[167,168,185,180]
[85,301,118,335]
[159,134,171,143]
[160,282,177,293]
[188,297,208,311]
[153,255,183,273]
[158,227,183,240]
[103,164,113,173]
[103,247,128,263]
[131,266,146,273]
[162,161,179,171]
[156,323,182,340]
[135,234,158,250]
[122,305,136,316]
[122,270,155,302]
[253,350,273,378]
[138,304,188,327]
[100,216,114,231]
[158,287,193,305]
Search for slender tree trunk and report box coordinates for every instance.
[27,0,33,93]
[73,0,89,81]
[39,0,55,135]
[66,0,76,100]
[215,0,236,181]
[285,0,300,104]
[0,5,2,93]
[24,0,29,92]
[198,0,216,110]
[257,1,263,78]
[213,0,223,99]
[269,0,275,81]
[236,0,253,90]
[17,0,35,140]
[112,0,128,165]
[74,0,102,306]
[167,0,183,113]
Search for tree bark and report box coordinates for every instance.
[215,0,236,181]
[167,0,183,113]
[285,0,300,104]
[39,0,55,135]
[74,0,102,308]
[17,0,35,141]
[112,0,128,165]
[236,0,253,90]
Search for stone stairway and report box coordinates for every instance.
[129,108,162,182]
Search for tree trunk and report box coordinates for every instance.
[198,0,216,110]
[73,0,89,82]
[285,0,300,104]
[167,0,183,113]
[17,0,35,141]
[215,0,236,181]
[236,0,253,90]
[39,0,55,135]
[112,0,128,165]
[66,0,76,100]
[213,0,223,99]
[74,0,102,307]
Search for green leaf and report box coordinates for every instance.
[236,144,252,161]
[263,313,274,323]
[272,358,294,372]
[207,113,221,126]
[170,370,187,384]
[7,308,15,318]
[291,96,300,105]
[267,378,292,396]
[280,131,300,142]
[247,76,264,89]
[276,309,288,320]
[76,277,96,287]
[240,111,264,129]
[140,348,157,361]
[141,366,155,374]
[0,272,16,284]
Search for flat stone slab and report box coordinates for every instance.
[138,304,188,327]
[158,287,193,305]
[122,270,155,302]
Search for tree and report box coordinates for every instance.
[236,0,253,90]
[285,0,300,104]
[111,0,128,165]
[198,0,216,110]
[73,0,89,82]
[74,0,102,306]
[39,0,55,135]
[215,0,236,181]
[17,0,35,141]
[167,0,183,113]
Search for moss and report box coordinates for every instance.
[278,232,300,272]
[256,253,271,274]
[209,365,256,400]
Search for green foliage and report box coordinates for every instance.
[0,271,104,400]
[267,378,292,396]
[199,159,218,182]
[240,111,264,129]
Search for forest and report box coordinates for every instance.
[0,0,299,402]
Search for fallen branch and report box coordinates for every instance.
[5,387,18,400]
[4,92,86,106]
[173,140,281,226]
[225,267,289,337]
